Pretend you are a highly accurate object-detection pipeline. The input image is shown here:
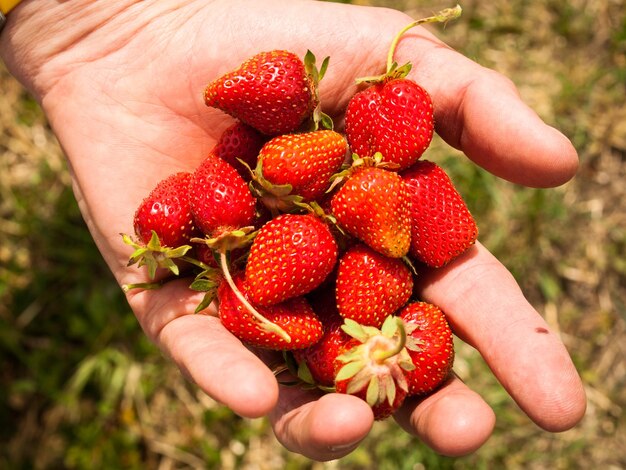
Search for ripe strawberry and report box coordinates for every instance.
[212,121,267,181]
[204,50,328,136]
[245,213,338,306]
[402,160,478,268]
[331,159,411,258]
[344,6,462,170]
[334,316,416,420]
[345,78,433,171]
[218,273,323,350]
[123,172,198,279]
[399,301,455,396]
[294,285,350,387]
[133,172,198,247]
[336,243,413,327]
[250,130,347,209]
[190,153,256,239]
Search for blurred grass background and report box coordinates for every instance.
[1,0,625,468]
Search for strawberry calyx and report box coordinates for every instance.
[270,353,335,391]
[355,62,413,86]
[189,265,224,314]
[278,351,304,386]
[278,350,323,389]
[328,152,399,192]
[271,362,304,387]
[294,360,336,393]
[296,360,315,386]
[191,226,257,254]
[293,200,349,242]
[121,280,169,293]
[351,152,401,171]
[335,316,415,409]
[303,50,334,131]
[355,5,462,85]
[401,255,419,277]
[293,200,337,224]
[403,321,427,353]
[244,158,305,216]
[122,230,192,280]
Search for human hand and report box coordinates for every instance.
[1,0,586,460]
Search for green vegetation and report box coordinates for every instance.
[1,0,625,468]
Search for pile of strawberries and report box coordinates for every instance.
[123,6,477,419]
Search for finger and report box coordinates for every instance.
[414,242,587,431]
[269,385,374,461]
[393,30,579,188]
[127,280,279,419]
[394,374,495,457]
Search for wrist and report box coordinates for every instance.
[0,0,141,100]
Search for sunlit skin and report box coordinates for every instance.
[1,0,585,461]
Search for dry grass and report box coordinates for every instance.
[1,0,625,468]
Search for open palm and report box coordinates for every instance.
[2,0,586,460]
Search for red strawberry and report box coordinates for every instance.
[345,78,433,171]
[218,273,323,350]
[251,130,347,209]
[333,316,415,420]
[331,160,411,258]
[245,213,338,306]
[402,160,478,268]
[190,153,256,239]
[133,172,198,247]
[344,6,462,170]
[204,50,328,136]
[294,285,350,387]
[123,172,198,279]
[336,243,413,327]
[212,121,267,181]
[399,301,455,396]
